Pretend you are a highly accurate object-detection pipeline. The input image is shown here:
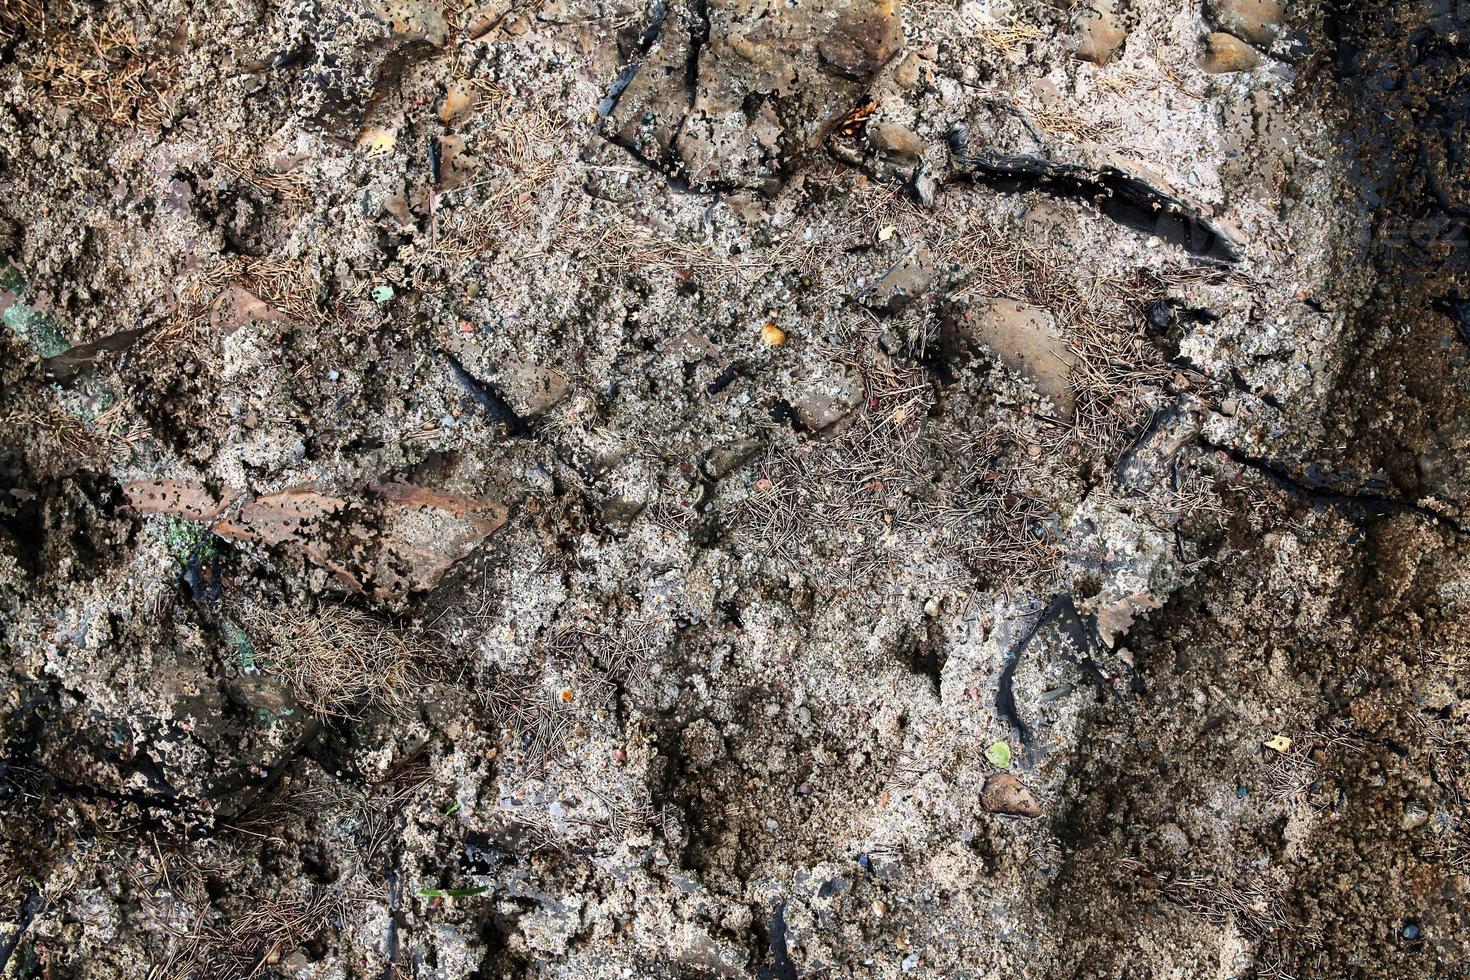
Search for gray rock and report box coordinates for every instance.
[1072,0,1127,66]
[863,244,934,313]
[794,372,864,430]
[499,358,569,416]
[704,436,765,479]
[960,299,1077,419]
[870,121,925,161]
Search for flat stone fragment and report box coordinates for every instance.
[863,244,934,313]
[1072,0,1127,66]
[499,358,570,416]
[1205,0,1285,49]
[373,0,448,44]
[869,121,924,160]
[1200,31,1265,73]
[794,372,865,430]
[962,299,1078,419]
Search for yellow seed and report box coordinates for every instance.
[761,322,786,346]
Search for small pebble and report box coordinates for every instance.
[981,772,1042,817]
[761,322,786,346]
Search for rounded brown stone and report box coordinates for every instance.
[981,772,1042,817]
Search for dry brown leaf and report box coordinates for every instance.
[124,478,507,597]
[1089,591,1164,649]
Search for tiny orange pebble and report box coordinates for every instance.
[760,322,786,346]
[559,688,575,703]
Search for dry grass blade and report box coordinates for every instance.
[236,603,424,717]
[3,405,148,465]
[12,5,172,127]
[210,151,308,211]
[1122,858,1289,939]
[150,255,328,354]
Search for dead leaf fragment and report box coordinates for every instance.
[1264,734,1292,753]
[123,478,506,597]
[209,286,286,335]
[1088,592,1165,648]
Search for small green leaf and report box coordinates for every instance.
[985,740,1012,769]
